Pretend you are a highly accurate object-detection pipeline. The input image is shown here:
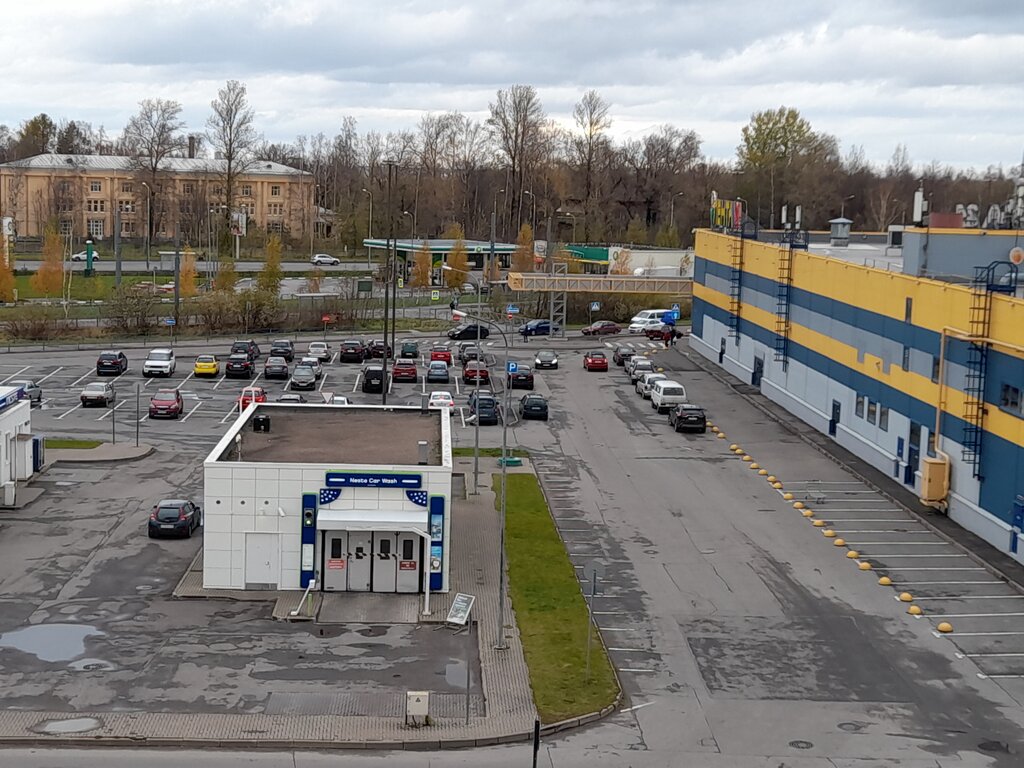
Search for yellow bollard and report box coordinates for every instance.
[833,538,846,547]
[758,469,768,476]
[908,605,923,616]
[729,444,738,451]
[823,529,836,538]
[767,476,777,483]
[812,519,826,526]
[793,501,805,509]
[802,509,815,517]
[878,576,892,586]
[898,592,914,602]
[782,492,794,501]
[858,561,872,571]
[937,622,953,633]
[772,482,783,489]
[846,550,859,559]
[717,433,726,439]
[742,455,753,462]
[750,463,760,470]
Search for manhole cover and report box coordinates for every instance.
[135,585,154,592]
[32,717,102,735]
[68,658,115,672]
[789,740,814,750]
[838,722,866,733]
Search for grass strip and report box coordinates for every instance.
[452,447,529,458]
[499,472,618,723]
[44,438,103,449]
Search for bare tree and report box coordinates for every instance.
[123,99,186,244]
[488,85,547,233]
[206,80,259,220]
[572,90,612,236]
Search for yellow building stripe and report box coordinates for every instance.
[696,283,1024,449]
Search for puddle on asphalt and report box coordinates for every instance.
[444,658,469,686]
[32,716,102,735]
[0,623,104,662]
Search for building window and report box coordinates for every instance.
[90,180,102,193]
[270,184,281,197]
[58,219,73,236]
[902,346,910,370]
[121,182,133,194]
[118,200,134,213]
[245,203,256,215]
[58,180,71,194]
[87,219,104,239]
[267,203,284,216]
[179,201,193,214]
[879,406,889,432]
[931,356,940,383]
[1001,384,1022,414]
[904,297,913,323]
[56,201,73,213]
[120,220,136,236]
[212,185,222,196]
[867,400,878,425]
[927,432,937,458]
[855,395,865,418]
[268,221,284,233]
[242,184,252,197]
[86,199,106,212]
[182,182,194,195]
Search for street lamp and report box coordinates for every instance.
[840,194,855,219]
[443,263,483,494]
[361,187,373,267]
[310,183,320,261]
[565,212,577,243]
[140,181,151,269]
[451,307,511,651]
[522,190,537,235]
[669,191,685,230]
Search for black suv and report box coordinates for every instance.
[669,403,707,433]
[448,323,490,341]
[231,339,261,359]
[96,350,128,376]
[339,339,367,363]
[612,346,636,366]
[361,364,385,393]
[269,339,294,361]
[225,354,255,378]
[366,339,392,359]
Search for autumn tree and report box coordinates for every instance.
[307,268,323,293]
[13,113,56,159]
[179,253,198,299]
[0,261,15,302]
[445,237,469,288]
[257,234,283,294]
[411,240,432,287]
[32,230,64,296]
[655,225,681,248]
[511,223,534,272]
[213,257,237,292]
[625,217,648,245]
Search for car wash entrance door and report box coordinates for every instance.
[347,531,373,591]
[372,532,398,592]
[322,532,348,591]
[396,533,422,593]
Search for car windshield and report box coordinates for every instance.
[84,383,106,392]
[152,391,177,402]
[588,353,605,359]
[430,361,447,368]
[99,353,119,360]
[229,354,248,362]
[242,388,262,396]
[156,505,182,522]
[196,355,215,363]
[310,343,326,349]
[537,351,555,359]
[663,387,686,396]
[267,357,286,365]
[635,360,652,368]
[273,340,290,347]
[294,366,314,375]
[396,360,415,367]
[231,343,249,351]
[148,351,171,361]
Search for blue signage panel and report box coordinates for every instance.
[429,496,445,591]
[590,301,601,312]
[325,472,422,489]
[506,304,520,314]
[300,493,317,588]
[506,361,518,374]
[164,317,177,326]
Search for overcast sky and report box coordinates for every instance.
[2,0,1022,170]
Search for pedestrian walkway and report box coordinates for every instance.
[2,459,541,749]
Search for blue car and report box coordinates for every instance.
[518,319,561,337]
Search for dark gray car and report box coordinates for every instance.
[290,365,318,391]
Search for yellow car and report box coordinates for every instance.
[193,354,220,377]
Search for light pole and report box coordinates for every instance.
[361,187,373,267]
[565,212,577,244]
[140,181,151,269]
[522,190,537,235]
[669,191,685,230]
[840,194,855,220]
[443,263,483,495]
[451,307,510,650]
[310,183,319,261]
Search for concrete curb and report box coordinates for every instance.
[49,445,155,465]
[684,349,1024,598]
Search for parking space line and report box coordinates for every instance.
[597,627,636,632]
[618,668,657,674]
[947,631,1024,637]
[95,401,128,421]
[909,596,1024,601]
[54,403,82,420]
[833,530,931,534]
[220,404,240,424]
[319,373,329,392]
[181,401,204,422]
[387,376,394,395]
[849,541,952,546]
[0,365,30,384]
[607,647,649,652]
[897,581,1003,585]
[71,369,94,387]
[458,407,466,428]
[977,673,1024,679]
[932,612,1024,618]
[138,412,149,424]
[330,351,338,364]
[863,554,969,558]
[35,366,64,383]
[352,374,361,393]
[958,652,1024,658]
[877,567,986,571]
[176,371,195,390]
[592,611,627,616]
[212,374,227,390]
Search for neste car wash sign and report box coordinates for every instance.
[325,472,423,489]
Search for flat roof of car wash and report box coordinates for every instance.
[213,405,445,466]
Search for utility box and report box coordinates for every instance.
[920,456,949,502]
[405,690,429,726]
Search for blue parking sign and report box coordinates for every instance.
[506,361,518,374]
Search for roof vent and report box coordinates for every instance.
[417,440,429,466]
[266,163,273,169]
[64,157,74,165]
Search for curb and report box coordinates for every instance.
[683,349,1024,598]
[50,445,156,465]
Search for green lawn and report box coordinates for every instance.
[452,447,529,458]
[44,438,103,449]
[14,274,180,301]
[499,473,619,723]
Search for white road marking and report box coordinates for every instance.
[352,374,361,393]
[908,595,1024,601]
[95,401,128,421]
[874,567,985,571]
[608,648,649,652]
[71,369,94,387]
[319,373,329,392]
[54,403,82,420]
[929,612,1024,618]
[138,412,149,424]
[0,365,30,383]
[454,377,460,395]
[897,581,1002,586]
[850,541,950,546]
[943,631,1024,637]
[181,401,204,422]
[329,351,338,364]
[458,406,466,428]
[618,669,657,674]
[176,371,195,390]
[862,553,968,558]
[220,403,240,424]
[212,374,227,390]
[957,652,1024,658]
[36,366,64,383]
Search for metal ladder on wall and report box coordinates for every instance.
[961,265,993,478]
[774,245,794,366]
[727,236,743,338]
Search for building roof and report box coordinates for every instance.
[0,153,310,177]
[211,405,447,466]
[365,238,517,253]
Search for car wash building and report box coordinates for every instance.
[0,385,39,505]
[202,404,452,609]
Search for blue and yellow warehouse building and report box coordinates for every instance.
[691,228,1024,561]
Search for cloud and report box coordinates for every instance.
[0,0,1020,169]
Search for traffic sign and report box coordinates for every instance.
[590,301,601,312]
[398,277,404,289]
[506,304,520,314]
[163,317,176,326]
[669,303,680,322]
[321,314,332,323]
[507,361,518,374]
[431,290,440,301]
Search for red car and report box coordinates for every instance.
[392,359,418,382]
[239,386,268,410]
[430,345,453,365]
[584,351,609,371]
[582,320,621,336]
[463,362,490,384]
[148,388,183,419]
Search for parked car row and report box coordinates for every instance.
[620,352,706,433]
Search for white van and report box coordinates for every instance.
[650,380,687,413]
[628,309,670,333]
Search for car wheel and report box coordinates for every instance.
[700,427,707,434]
[148,530,156,539]
[674,424,682,432]
[650,401,657,409]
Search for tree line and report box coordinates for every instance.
[2,86,1020,251]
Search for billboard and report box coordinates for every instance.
[230,210,247,237]
[710,197,743,230]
